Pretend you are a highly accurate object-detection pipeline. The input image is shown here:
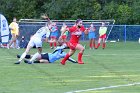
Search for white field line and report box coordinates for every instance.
[66,82,140,93]
[84,54,140,56]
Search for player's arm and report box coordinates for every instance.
[41,14,52,25]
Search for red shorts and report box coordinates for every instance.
[67,42,78,50]
[61,35,67,39]
[50,36,57,39]
[99,34,106,39]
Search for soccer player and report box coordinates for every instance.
[96,22,108,49]
[15,23,50,64]
[60,19,88,65]
[7,17,19,49]
[16,42,77,64]
[88,23,96,49]
[60,23,69,44]
[49,22,59,49]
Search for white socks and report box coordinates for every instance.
[19,52,27,62]
[30,52,40,62]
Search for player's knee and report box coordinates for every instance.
[80,48,85,53]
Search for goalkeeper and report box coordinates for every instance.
[96,22,108,49]
[16,42,77,64]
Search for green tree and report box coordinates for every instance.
[0,0,36,22]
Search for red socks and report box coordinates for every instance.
[96,43,100,49]
[103,43,106,49]
[61,53,85,65]
[54,42,57,47]
[61,54,70,65]
[96,43,106,49]
[78,53,84,64]
[90,42,93,48]
[50,42,53,47]
[50,42,57,48]
[93,43,96,48]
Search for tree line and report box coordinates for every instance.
[0,0,139,24]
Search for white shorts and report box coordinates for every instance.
[28,37,42,48]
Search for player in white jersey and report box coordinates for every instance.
[15,24,50,64]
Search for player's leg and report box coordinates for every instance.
[53,38,57,48]
[50,37,53,49]
[102,38,106,49]
[13,36,17,49]
[68,57,78,63]
[96,38,102,49]
[61,49,75,65]
[89,39,92,49]
[89,33,93,49]
[24,53,43,64]
[25,39,43,64]
[39,59,49,63]
[15,44,32,64]
[8,33,16,49]
[15,39,34,64]
[35,38,43,54]
[75,44,85,64]
[17,54,31,59]
[27,52,41,64]
[93,38,96,49]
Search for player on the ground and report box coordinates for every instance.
[15,23,50,64]
[88,23,96,49]
[96,22,108,49]
[16,41,77,64]
[60,19,88,65]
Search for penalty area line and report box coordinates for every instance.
[66,82,140,93]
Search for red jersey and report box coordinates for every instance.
[68,26,85,43]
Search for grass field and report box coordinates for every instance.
[0,41,140,93]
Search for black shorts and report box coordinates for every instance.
[41,53,50,62]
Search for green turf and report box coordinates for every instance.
[0,41,140,93]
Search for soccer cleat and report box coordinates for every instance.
[28,61,33,64]
[14,61,21,64]
[50,47,54,49]
[78,61,84,64]
[24,59,33,64]
[17,55,21,58]
[94,46,98,49]
[60,61,65,65]
[24,59,29,63]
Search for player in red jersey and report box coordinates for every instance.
[60,19,88,65]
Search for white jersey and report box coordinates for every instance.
[33,26,50,39]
